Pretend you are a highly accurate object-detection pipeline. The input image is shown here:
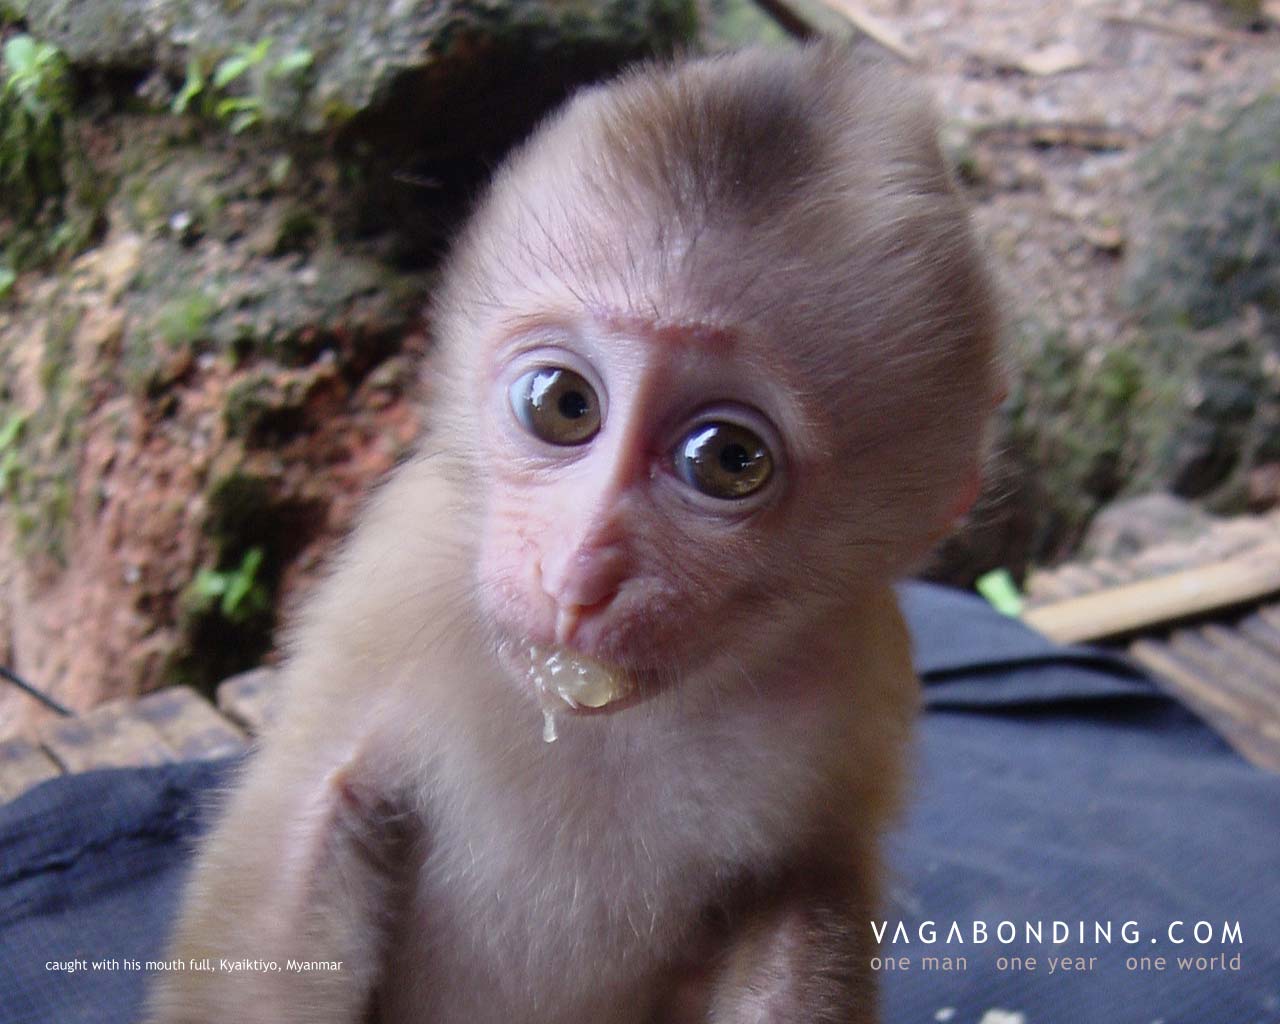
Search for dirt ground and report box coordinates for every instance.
[842,0,1279,346]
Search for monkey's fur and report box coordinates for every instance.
[148,45,999,1024]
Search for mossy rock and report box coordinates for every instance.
[1125,93,1280,334]
[26,0,699,134]
[1148,322,1280,509]
[933,321,1188,580]
[1120,93,1280,514]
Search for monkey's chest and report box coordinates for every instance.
[378,731,807,1024]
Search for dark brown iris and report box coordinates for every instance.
[674,422,773,499]
[509,367,601,446]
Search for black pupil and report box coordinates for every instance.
[719,442,751,474]
[558,390,589,420]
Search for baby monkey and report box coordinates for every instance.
[148,44,999,1024]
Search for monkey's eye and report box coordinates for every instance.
[509,367,601,446]
[673,422,773,500]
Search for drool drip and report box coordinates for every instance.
[523,643,634,743]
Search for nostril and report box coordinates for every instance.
[540,546,627,611]
[554,594,616,646]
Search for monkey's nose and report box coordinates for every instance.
[539,547,627,644]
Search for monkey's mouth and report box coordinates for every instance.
[523,641,636,710]
[499,640,639,741]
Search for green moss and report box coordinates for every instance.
[1002,322,1182,559]
[223,374,274,439]
[1126,95,1280,334]
[203,463,276,553]
[704,0,787,47]
[0,410,26,494]
[0,34,102,271]
[1,296,85,567]
[0,35,70,225]
[155,289,218,348]
[39,303,79,391]
[0,2,30,26]
[14,508,36,540]
[273,206,320,254]
[319,97,360,129]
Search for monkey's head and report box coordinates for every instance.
[429,45,1000,705]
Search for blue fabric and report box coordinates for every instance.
[888,586,1280,1023]
[1,583,1277,1024]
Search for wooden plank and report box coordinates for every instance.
[1195,625,1280,713]
[1022,570,1076,605]
[1237,605,1280,659]
[38,698,176,773]
[1130,640,1280,772]
[1254,603,1280,635]
[1024,545,1280,644]
[1048,564,1109,599]
[216,667,279,736]
[133,686,246,760]
[1169,630,1280,720]
[0,735,62,802]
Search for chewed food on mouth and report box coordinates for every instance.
[511,642,636,742]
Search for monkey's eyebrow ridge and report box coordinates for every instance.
[596,308,738,354]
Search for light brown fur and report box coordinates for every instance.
[148,44,998,1024]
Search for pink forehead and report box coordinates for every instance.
[597,310,737,354]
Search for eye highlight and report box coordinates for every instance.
[674,421,773,500]
[509,367,601,446]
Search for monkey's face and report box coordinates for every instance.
[420,47,1003,716]
[462,306,939,710]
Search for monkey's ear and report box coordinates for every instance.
[936,373,1004,538]
[939,463,983,537]
[990,369,1009,410]
[933,364,1005,541]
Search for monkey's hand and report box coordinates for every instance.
[144,741,413,1024]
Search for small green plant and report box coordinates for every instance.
[975,568,1023,617]
[0,34,71,219]
[0,411,26,493]
[189,547,271,624]
[0,265,14,300]
[172,39,313,133]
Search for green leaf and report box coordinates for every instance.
[0,265,14,299]
[171,58,204,115]
[212,53,253,89]
[0,448,19,491]
[270,48,312,78]
[214,95,260,117]
[221,548,264,618]
[3,35,36,77]
[192,568,229,601]
[0,411,25,450]
[34,42,59,68]
[227,108,260,134]
[222,575,251,615]
[975,569,1024,618]
[247,37,273,64]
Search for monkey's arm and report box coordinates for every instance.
[702,872,880,1024]
[145,738,412,1024]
